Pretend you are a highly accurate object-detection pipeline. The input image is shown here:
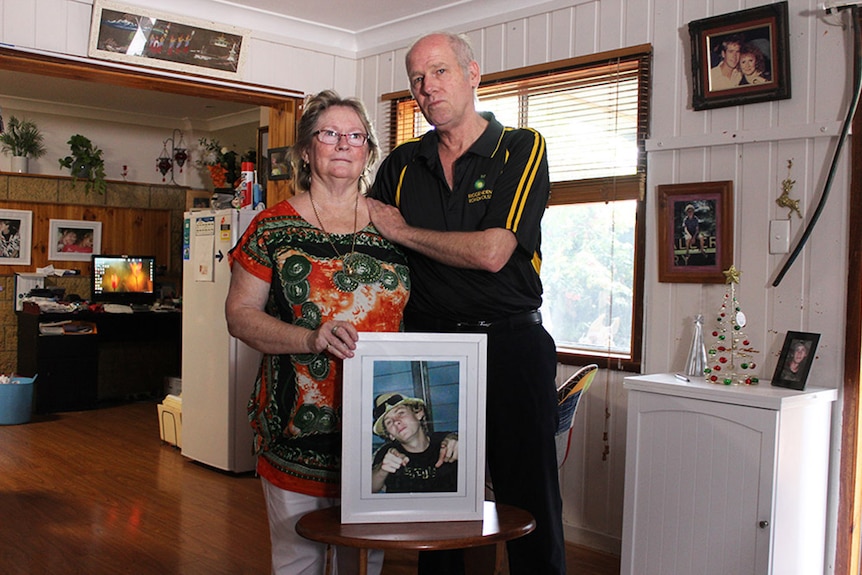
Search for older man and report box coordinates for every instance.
[368,32,565,575]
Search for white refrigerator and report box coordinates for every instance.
[182,208,261,473]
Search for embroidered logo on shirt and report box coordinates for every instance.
[468,189,492,203]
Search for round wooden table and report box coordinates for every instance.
[295,500,535,575]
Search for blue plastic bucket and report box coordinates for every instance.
[0,375,37,425]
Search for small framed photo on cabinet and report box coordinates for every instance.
[771,331,820,390]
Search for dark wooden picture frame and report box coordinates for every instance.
[657,181,734,283]
[268,146,292,181]
[771,331,820,390]
[689,1,791,111]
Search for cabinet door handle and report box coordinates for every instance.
[759,520,770,529]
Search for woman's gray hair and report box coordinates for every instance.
[290,90,380,193]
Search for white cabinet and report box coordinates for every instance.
[621,373,836,575]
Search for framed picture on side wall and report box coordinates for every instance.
[689,1,791,111]
[657,181,734,283]
[268,146,291,181]
[48,219,103,262]
[341,332,488,524]
[0,209,33,266]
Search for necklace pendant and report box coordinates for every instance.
[343,253,356,277]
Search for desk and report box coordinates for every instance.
[296,501,535,575]
[16,307,181,412]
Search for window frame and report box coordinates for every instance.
[382,44,651,372]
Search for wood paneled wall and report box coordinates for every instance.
[0,201,172,276]
[267,101,298,205]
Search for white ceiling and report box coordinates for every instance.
[222,0,470,34]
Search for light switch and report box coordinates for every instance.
[769,219,790,254]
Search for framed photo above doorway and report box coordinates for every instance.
[88,0,249,79]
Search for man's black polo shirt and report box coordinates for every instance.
[371,113,550,323]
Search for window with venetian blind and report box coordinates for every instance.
[382,45,651,370]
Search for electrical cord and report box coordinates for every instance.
[773,6,862,286]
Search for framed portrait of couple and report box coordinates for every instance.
[688,1,791,111]
[341,332,488,524]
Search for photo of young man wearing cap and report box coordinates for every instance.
[370,392,459,493]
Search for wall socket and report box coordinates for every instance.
[769,220,790,254]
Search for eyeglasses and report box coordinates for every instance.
[313,129,369,147]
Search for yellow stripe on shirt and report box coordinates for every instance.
[506,129,544,233]
[395,165,408,207]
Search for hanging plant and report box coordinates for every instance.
[58,134,107,194]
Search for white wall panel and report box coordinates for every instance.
[549,8,574,61]
[2,0,36,48]
[65,0,90,56]
[527,14,549,66]
[597,0,625,53]
[573,2,599,56]
[35,0,66,53]
[504,19,526,71]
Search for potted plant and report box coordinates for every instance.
[0,116,46,173]
[58,134,107,194]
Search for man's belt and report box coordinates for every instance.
[407,310,542,333]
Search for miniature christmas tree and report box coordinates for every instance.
[703,265,760,385]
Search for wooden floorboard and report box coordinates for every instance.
[0,401,619,574]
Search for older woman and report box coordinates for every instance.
[225,90,410,575]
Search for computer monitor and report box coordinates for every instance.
[90,254,157,306]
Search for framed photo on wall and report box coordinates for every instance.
[771,331,820,390]
[88,0,249,79]
[48,219,103,262]
[268,146,291,181]
[0,209,33,266]
[689,1,791,111]
[341,332,488,524]
[657,181,734,283]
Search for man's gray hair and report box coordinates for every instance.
[405,32,476,76]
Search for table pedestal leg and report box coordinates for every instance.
[359,548,368,575]
[494,541,506,575]
[324,545,334,575]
